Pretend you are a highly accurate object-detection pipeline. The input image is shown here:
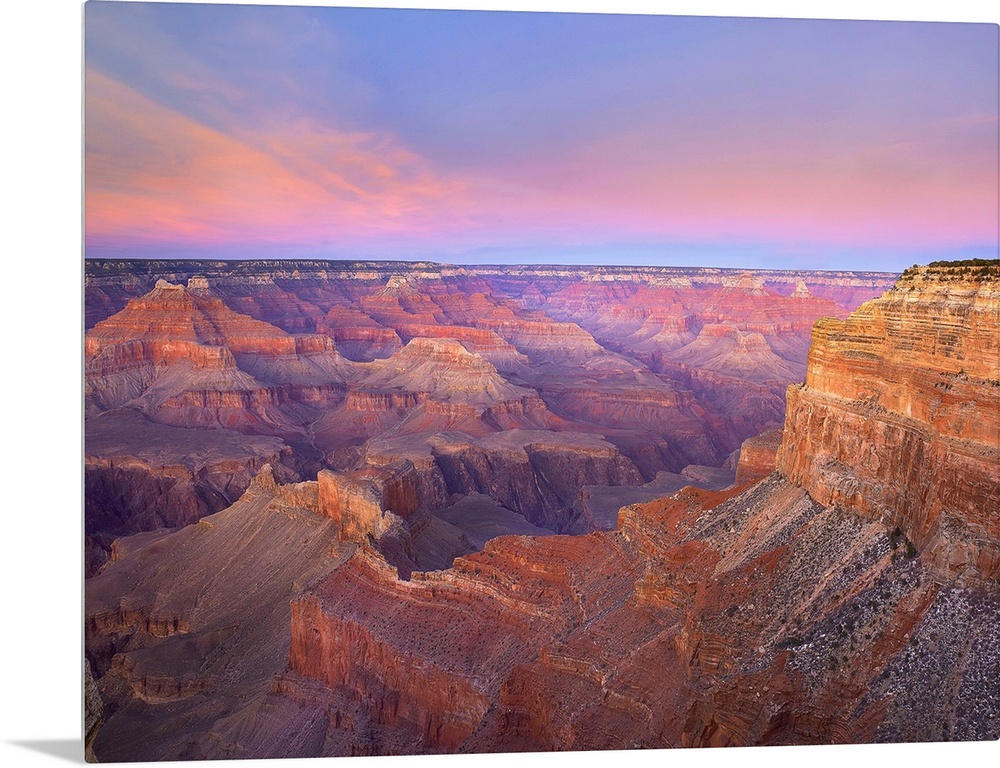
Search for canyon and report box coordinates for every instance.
[84,260,894,573]
[84,259,999,760]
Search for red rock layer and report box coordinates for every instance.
[288,532,643,749]
[86,279,297,359]
[84,262,892,517]
[85,280,357,442]
[316,305,403,361]
[777,265,1000,583]
[85,263,998,760]
[524,480,995,749]
[317,461,422,540]
[276,264,998,756]
[393,323,526,367]
[734,429,782,485]
[281,467,999,755]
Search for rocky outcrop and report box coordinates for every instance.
[460,467,1000,751]
[666,324,803,384]
[84,280,358,568]
[574,467,736,532]
[478,317,607,362]
[85,280,351,407]
[278,262,999,755]
[734,429,782,485]
[651,364,788,460]
[390,323,528,368]
[316,305,404,361]
[356,338,526,403]
[84,410,301,575]
[84,659,103,762]
[91,258,943,761]
[777,264,1000,583]
[288,532,643,751]
[84,468,354,762]
[86,279,298,360]
[429,431,644,531]
[84,339,238,411]
[289,546,494,750]
[354,430,647,531]
[317,462,422,541]
[84,259,892,559]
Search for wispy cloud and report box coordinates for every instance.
[83,5,998,269]
[85,68,470,250]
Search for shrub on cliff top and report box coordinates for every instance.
[926,258,999,268]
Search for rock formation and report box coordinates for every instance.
[318,462,422,541]
[734,429,782,485]
[778,263,1000,583]
[84,659,103,762]
[84,259,890,493]
[90,258,948,761]
[316,304,404,360]
[84,409,303,575]
[288,530,645,751]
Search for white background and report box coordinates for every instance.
[2,1,997,766]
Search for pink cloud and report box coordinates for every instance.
[86,66,997,255]
[85,68,473,249]
[492,117,998,248]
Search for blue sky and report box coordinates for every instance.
[84,2,999,271]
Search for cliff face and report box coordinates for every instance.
[317,462,422,541]
[85,278,298,360]
[84,467,355,762]
[288,532,643,750]
[478,476,1000,750]
[84,279,354,444]
[316,305,403,361]
[430,432,645,532]
[734,429,782,485]
[83,409,303,575]
[777,264,1000,583]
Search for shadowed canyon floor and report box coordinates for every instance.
[84,260,999,760]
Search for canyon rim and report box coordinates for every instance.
[78,2,999,765]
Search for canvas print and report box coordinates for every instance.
[83,1,999,762]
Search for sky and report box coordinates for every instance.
[83,1,999,271]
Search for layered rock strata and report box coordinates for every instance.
[85,467,352,762]
[318,462,422,541]
[84,409,302,575]
[89,259,940,761]
[288,532,643,750]
[84,261,893,560]
[734,429,783,485]
[778,264,1000,583]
